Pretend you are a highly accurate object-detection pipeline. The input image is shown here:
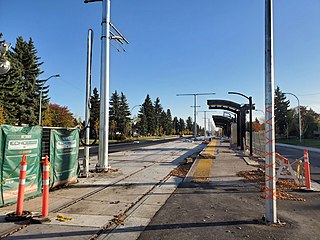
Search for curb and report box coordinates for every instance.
[276,143,320,153]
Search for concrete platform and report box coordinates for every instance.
[0,140,204,239]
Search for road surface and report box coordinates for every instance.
[276,144,320,183]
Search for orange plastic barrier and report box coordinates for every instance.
[42,155,50,217]
[303,150,311,190]
[16,156,27,216]
[275,152,289,164]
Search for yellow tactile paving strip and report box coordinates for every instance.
[192,140,216,182]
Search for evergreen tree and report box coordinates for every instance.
[118,92,131,137]
[109,90,120,139]
[154,97,163,135]
[1,36,44,125]
[0,34,22,124]
[159,110,167,135]
[274,86,290,137]
[179,118,186,133]
[15,37,43,125]
[90,87,100,134]
[0,50,21,124]
[165,109,173,135]
[138,94,155,136]
[186,116,193,134]
[173,117,179,135]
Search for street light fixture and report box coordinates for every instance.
[176,92,215,139]
[39,74,60,125]
[283,92,301,143]
[228,91,253,156]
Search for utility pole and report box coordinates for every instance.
[283,92,301,143]
[265,0,277,223]
[39,74,60,125]
[198,111,216,138]
[176,93,215,139]
[84,0,128,171]
[83,29,94,177]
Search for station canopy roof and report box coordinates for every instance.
[207,100,241,113]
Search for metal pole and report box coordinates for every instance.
[204,111,207,138]
[176,93,215,139]
[194,95,197,139]
[284,92,301,143]
[298,99,301,143]
[84,29,93,176]
[249,96,253,156]
[98,0,111,170]
[265,0,277,223]
[39,91,43,125]
[39,74,60,125]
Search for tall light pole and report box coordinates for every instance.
[85,0,128,171]
[176,93,215,139]
[198,111,216,138]
[228,91,253,156]
[255,109,265,115]
[265,0,277,223]
[130,105,141,137]
[283,92,301,143]
[39,74,60,125]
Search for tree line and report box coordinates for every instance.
[252,86,320,139]
[274,86,319,139]
[90,89,200,140]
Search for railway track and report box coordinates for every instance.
[1,140,203,239]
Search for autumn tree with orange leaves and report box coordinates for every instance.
[42,103,77,127]
[252,118,264,132]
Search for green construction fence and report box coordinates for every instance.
[0,125,80,207]
[0,125,42,206]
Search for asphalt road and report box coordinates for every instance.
[276,144,320,183]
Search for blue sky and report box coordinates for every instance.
[1,0,320,127]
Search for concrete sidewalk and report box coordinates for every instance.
[138,140,320,240]
[0,140,204,239]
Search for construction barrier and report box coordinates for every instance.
[0,125,80,207]
[304,149,311,190]
[49,128,80,188]
[42,155,50,217]
[16,156,27,216]
[0,125,42,206]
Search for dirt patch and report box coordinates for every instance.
[238,170,305,201]
[170,152,199,178]
[171,162,193,178]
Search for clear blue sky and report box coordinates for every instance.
[1,0,320,127]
